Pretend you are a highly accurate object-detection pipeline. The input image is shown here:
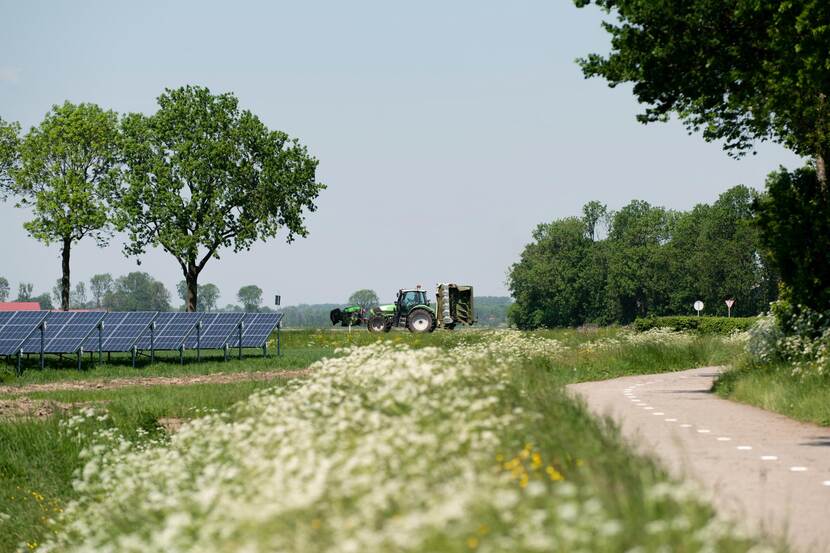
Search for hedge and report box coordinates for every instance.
[633,316,758,334]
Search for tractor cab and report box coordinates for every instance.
[397,289,429,313]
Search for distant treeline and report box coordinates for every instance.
[508,186,778,329]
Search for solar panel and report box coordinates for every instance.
[136,312,204,350]
[44,312,105,353]
[228,313,283,348]
[20,312,105,354]
[84,312,158,352]
[0,311,48,356]
[184,312,244,349]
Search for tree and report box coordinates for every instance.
[31,293,53,310]
[508,217,604,328]
[89,273,114,308]
[177,280,221,311]
[0,276,9,302]
[582,201,607,241]
[0,117,20,193]
[116,85,325,312]
[756,167,830,312]
[237,285,263,312]
[347,289,379,312]
[574,1,830,184]
[5,102,119,310]
[16,283,33,301]
[103,272,171,312]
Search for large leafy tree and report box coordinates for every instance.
[347,289,379,312]
[89,273,114,308]
[117,85,325,312]
[4,103,119,310]
[574,0,830,184]
[103,272,171,312]
[237,285,263,312]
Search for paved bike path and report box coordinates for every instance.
[568,367,830,553]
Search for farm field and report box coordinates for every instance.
[0,328,775,552]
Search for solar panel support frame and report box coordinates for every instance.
[237,321,244,360]
[39,321,46,370]
[195,321,202,362]
[149,322,156,363]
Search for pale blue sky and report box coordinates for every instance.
[0,1,802,306]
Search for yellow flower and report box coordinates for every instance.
[546,465,564,481]
[466,536,479,549]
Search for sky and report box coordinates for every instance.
[0,1,803,307]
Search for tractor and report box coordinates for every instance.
[365,283,475,333]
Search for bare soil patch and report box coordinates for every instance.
[0,368,312,396]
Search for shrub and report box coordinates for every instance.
[634,316,757,334]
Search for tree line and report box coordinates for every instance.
[0,272,270,313]
[508,186,777,329]
[0,85,324,312]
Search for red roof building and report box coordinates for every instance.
[0,302,42,312]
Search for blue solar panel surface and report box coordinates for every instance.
[21,312,105,354]
[0,311,48,356]
[84,312,158,352]
[136,312,204,350]
[228,313,283,348]
[184,313,244,349]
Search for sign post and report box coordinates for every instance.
[693,300,704,317]
[725,299,735,318]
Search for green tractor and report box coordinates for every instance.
[329,305,366,328]
[366,283,475,333]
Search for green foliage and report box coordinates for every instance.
[574,0,830,169]
[88,273,113,309]
[0,277,9,302]
[755,166,830,312]
[15,283,33,302]
[0,117,20,193]
[30,293,53,310]
[237,284,263,312]
[509,188,775,329]
[176,281,220,311]
[347,289,379,312]
[634,316,757,334]
[115,85,325,312]
[5,102,119,310]
[102,272,171,312]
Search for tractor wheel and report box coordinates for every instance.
[368,316,387,333]
[407,309,435,333]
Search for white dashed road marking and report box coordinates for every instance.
[760,456,779,461]
[790,466,808,472]
[717,437,731,441]
[737,446,753,450]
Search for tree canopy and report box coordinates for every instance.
[0,277,9,302]
[4,102,119,310]
[574,0,830,182]
[116,85,325,312]
[509,187,776,328]
[348,289,380,311]
[103,272,171,312]
[0,118,19,193]
[238,285,264,312]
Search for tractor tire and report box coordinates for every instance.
[368,316,387,333]
[407,309,435,334]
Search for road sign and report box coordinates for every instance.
[694,300,704,316]
[725,299,735,318]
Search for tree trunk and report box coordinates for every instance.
[817,151,827,191]
[61,237,71,311]
[185,264,199,312]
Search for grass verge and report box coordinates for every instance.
[715,363,830,426]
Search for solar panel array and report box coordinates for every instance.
[1,311,282,359]
[229,313,284,348]
[0,311,48,356]
[84,312,158,353]
[184,312,244,349]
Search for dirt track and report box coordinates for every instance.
[0,368,311,396]
[568,367,830,553]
